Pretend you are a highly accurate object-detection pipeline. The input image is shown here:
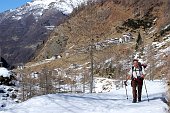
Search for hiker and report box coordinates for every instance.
[125,59,146,103]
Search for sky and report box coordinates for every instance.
[0,0,32,13]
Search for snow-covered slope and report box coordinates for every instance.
[27,0,89,15]
[0,80,168,113]
[0,68,11,78]
[1,0,89,22]
[0,68,19,109]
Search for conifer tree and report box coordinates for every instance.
[135,32,143,51]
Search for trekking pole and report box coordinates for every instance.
[124,81,128,100]
[125,85,128,100]
[143,79,149,102]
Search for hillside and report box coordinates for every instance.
[25,0,169,76]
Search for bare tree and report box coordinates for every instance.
[146,44,156,80]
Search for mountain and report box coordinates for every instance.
[0,0,89,66]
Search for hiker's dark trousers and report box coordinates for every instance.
[131,77,143,101]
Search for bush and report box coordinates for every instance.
[123,18,153,30]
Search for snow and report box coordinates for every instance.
[152,41,166,49]
[0,68,11,77]
[11,0,89,20]
[0,85,19,108]
[44,26,55,30]
[163,24,170,30]
[0,80,168,113]
[94,77,115,93]
[151,35,170,67]
[160,46,170,54]
[0,0,90,22]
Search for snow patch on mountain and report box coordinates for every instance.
[4,0,89,21]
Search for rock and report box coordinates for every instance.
[7,88,13,92]
[1,103,6,107]
[0,89,5,93]
[2,94,9,97]
[10,94,17,99]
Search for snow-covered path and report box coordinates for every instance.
[0,80,169,113]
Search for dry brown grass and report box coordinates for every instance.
[23,42,134,73]
[33,1,134,61]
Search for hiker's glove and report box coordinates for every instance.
[141,75,145,78]
[124,81,127,86]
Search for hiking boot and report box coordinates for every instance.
[138,98,141,102]
[132,99,137,103]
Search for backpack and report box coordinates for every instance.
[141,63,147,69]
[133,62,147,70]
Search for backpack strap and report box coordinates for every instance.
[138,63,142,71]
[131,66,134,80]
